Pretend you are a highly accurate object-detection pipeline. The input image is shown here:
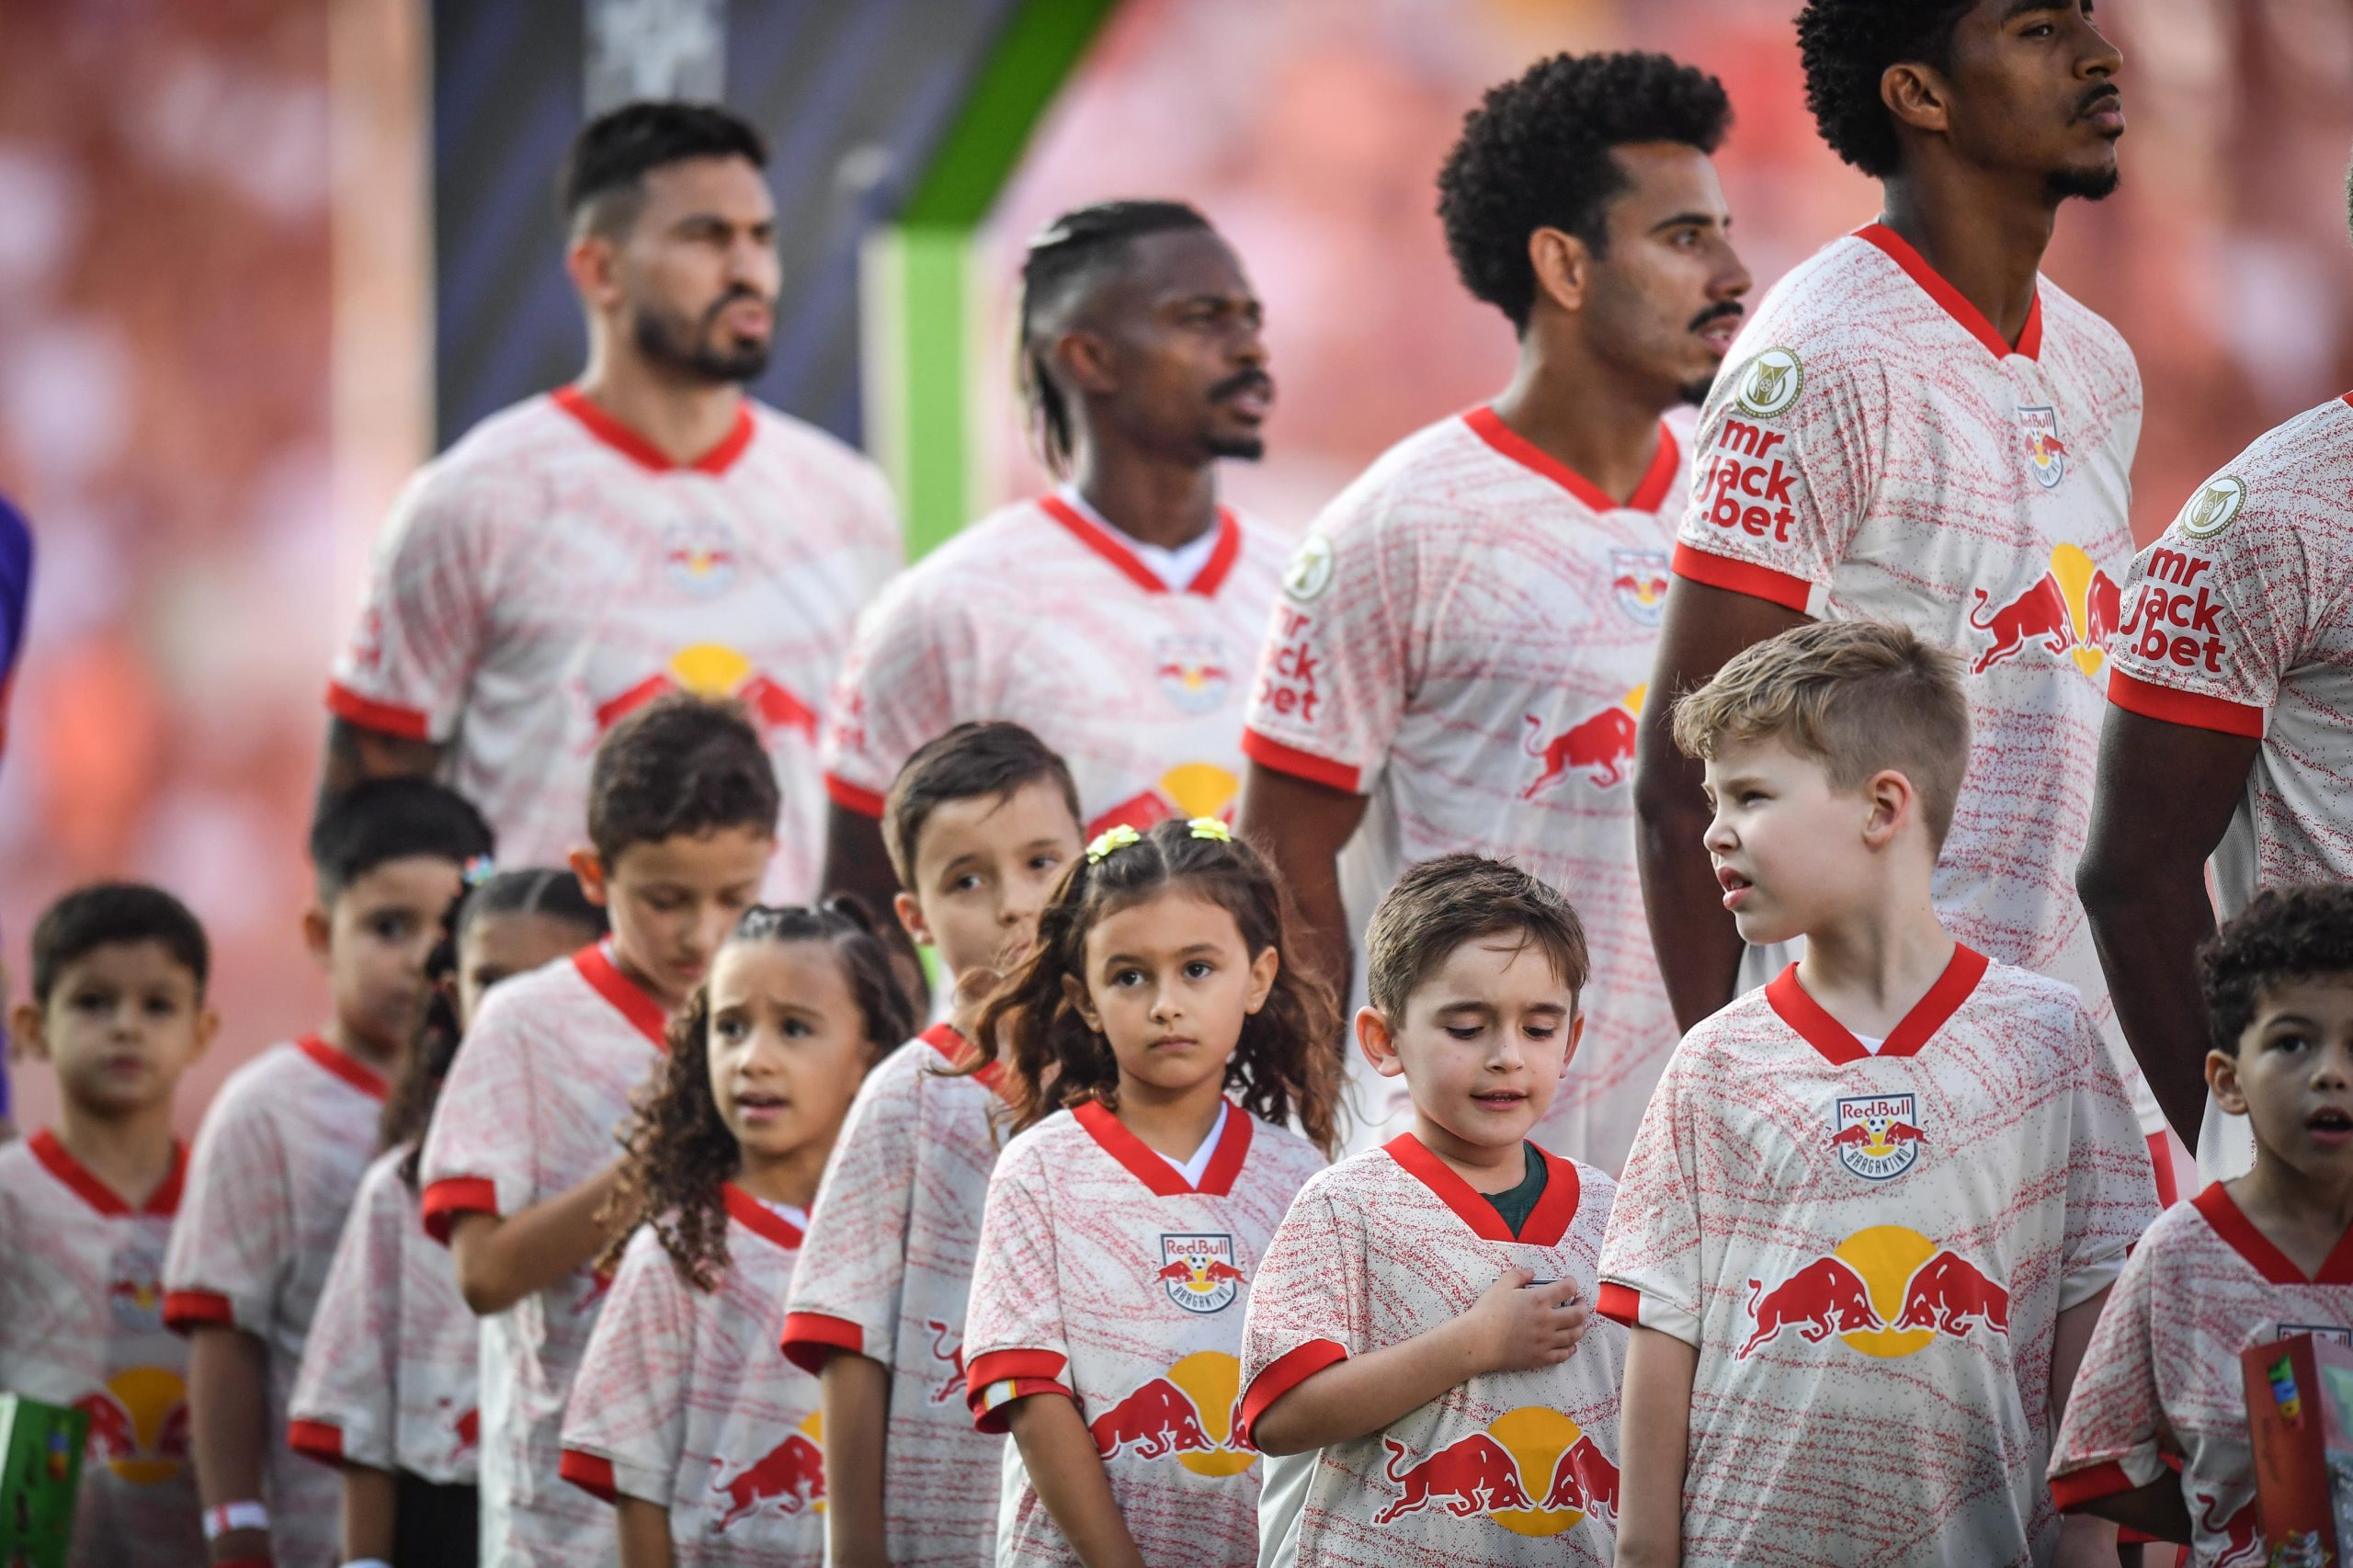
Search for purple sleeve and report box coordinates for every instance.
[0,492,28,1120]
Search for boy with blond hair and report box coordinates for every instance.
[1599,619,2158,1566]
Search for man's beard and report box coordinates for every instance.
[633,294,771,384]
[1205,431,1266,461]
[2047,163,2120,202]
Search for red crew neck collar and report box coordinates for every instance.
[1766,945,1989,1067]
[923,1022,1008,1098]
[1072,1097,1254,1197]
[28,1129,187,1218]
[1855,224,2042,362]
[297,1034,390,1101]
[722,1183,806,1252]
[1036,494,1242,597]
[574,942,671,1050]
[1383,1132,1581,1247]
[551,385,756,475]
[2192,1183,2353,1286]
[1462,405,1680,516]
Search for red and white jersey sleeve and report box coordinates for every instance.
[329,391,901,901]
[1238,1137,1626,1566]
[288,1147,480,1484]
[1239,407,1688,1171]
[779,1026,1008,1563]
[820,496,1285,836]
[2049,1185,2353,1565]
[0,1132,201,1568]
[961,1101,1326,1566]
[560,1190,823,1565]
[1596,949,2158,1566]
[1674,224,2158,1136]
[162,1037,388,1568]
[418,942,671,1564]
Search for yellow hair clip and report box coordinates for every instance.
[1086,824,1143,864]
[1187,817,1233,843]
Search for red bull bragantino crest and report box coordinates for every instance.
[1373,1410,1620,1539]
[1156,1233,1245,1314]
[2017,404,2068,489]
[1740,1227,2009,1361]
[1609,548,1671,627]
[1830,1095,1927,1180]
[662,517,740,597]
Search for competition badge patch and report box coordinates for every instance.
[1733,347,1802,418]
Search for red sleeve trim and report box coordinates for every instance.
[2106,669,2265,739]
[287,1419,346,1465]
[964,1347,1071,1429]
[824,771,888,818]
[779,1312,866,1376]
[1239,727,1362,794]
[420,1176,501,1244]
[971,1378,1074,1435]
[2049,1459,2140,1512]
[1669,543,1813,613]
[1595,1281,1643,1329]
[324,679,431,742]
[558,1448,619,1503]
[162,1289,237,1333]
[1235,1339,1348,1450]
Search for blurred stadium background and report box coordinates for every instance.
[2,0,2348,1132]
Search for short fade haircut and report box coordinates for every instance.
[559,100,767,240]
[1365,854,1589,1018]
[2199,884,2353,1055]
[311,778,495,904]
[30,882,210,1005]
[1796,0,1975,178]
[881,722,1084,887]
[1671,619,1972,850]
[1438,51,1733,333]
[587,694,779,865]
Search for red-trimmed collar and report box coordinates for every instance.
[1072,1096,1254,1197]
[923,1022,1008,1098]
[2192,1182,2353,1286]
[28,1129,187,1218]
[1036,494,1242,597]
[297,1034,390,1101]
[574,942,671,1050]
[1462,405,1680,516]
[1383,1132,1581,1247]
[551,385,756,476]
[1856,223,2042,362]
[1765,945,1989,1068]
[722,1183,806,1252]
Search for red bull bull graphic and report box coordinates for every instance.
[593,644,819,743]
[1154,634,1233,716]
[1374,1408,1617,1538]
[1156,1233,1245,1314]
[708,1412,825,1532]
[1741,1227,2008,1361]
[74,1366,188,1484]
[1968,544,2124,679]
[1084,763,1240,840]
[2194,1491,2263,1568]
[1521,688,1644,799]
[2017,404,2069,490]
[662,518,740,597]
[924,1319,969,1406]
[1830,1095,1927,1181]
[1610,549,1671,628]
[107,1270,165,1332]
[1088,1351,1255,1477]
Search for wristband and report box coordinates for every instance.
[202,1500,268,1540]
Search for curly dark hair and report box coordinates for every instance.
[1436,51,1731,333]
[600,900,912,1290]
[961,818,1343,1156]
[587,693,779,868]
[1796,0,1974,178]
[2198,884,2353,1055]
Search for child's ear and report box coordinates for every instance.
[1860,768,1916,848]
[301,905,333,968]
[569,846,611,908]
[9,1003,46,1062]
[1061,972,1100,1034]
[2207,1048,2248,1115]
[1559,1010,1586,1077]
[894,891,933,949]
[190,1006,222,1063]
[1243,946,1279,1016]
[1356,1006,1404,1079]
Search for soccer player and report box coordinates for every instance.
[418,696,775,1565]
[817,199,1283,928]
[0,884,217,1566]
[165,780,494,1568]
[1236,52,1750,1168]
[2049,884,2353,1561]
[780,722,1086,1566]
[1240,855,1624,1565]
[322,101,899,902]
[1600,621,2155,1566]
[1631,0,2176,1187]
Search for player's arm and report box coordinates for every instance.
[338,1464,398,1561]
[614,1495,676,1568]
[2041,1285,2129,1565]
[447,1161,622,1315]
[1004,1394,1146,1568]
[187,1324,276,1565]
[1613,1324,1698,1568]
[2066,1479,2190,1544]
[818,1353,891,1568]
[319,714,446,802]
[2076,708,2257,1151]
[1236,765,1368,1004]
[1634,580,1809,1030]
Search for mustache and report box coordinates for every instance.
[1210,369,1274,403]
[700,286,772,327]
[2076,83,2121,118]
[1689,301,1745,333]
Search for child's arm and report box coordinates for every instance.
[1250,1267,1586,1455]
[1005,1394,1146,1568]
[339,1465,398,1560]
[2044,1289,2127,1566]
[614,1496,676,1568]
[447,1159,621,1314]
[819,1353,892,1568]
[187,1324,275,1565]
[1613,1324,1697,1568]
[2068,1477,2189,1543]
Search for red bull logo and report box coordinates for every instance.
[1829,1095,1927,1181]
[1085,763,1238,840]
[594,644,818,743]
[1741,1227,2007,1360]
[75,1366,188,1484]
[663,518,739,597]
[1154,634,1233,716]
[708,1412,824,1532]
[1155,1233,1245,1314]
[1374,1409,1617,1538]
[1521,688,1643,799]
[1966,544,2122,679]
[924,1319,968,1406]
[1610,549,1671,628]
[2193,1491,2263,1568]
[1088,1351,1254,1478]
[108,1268,165,1333]
[2017,404,2068,490]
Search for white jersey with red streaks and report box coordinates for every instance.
[1240,406,1688,1170]
[161,1036,387,1568]
[1672,224,2160,1136]
[819,495,1285,836]
[1595,949,2157,1566]
[962,1100,1325,1566]
[560,1189,824,1565]
[0,1132,200,1568]
[1239,1135,1626,1566]
[779,1025,1007,1563]
[2049,1184,2352,1568]
[327,388,901,901]
[288,1146,479,1484]
[418,942,671,1564]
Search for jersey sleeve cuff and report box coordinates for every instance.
[1670,542,1814,614]
[559,1448,620,1504]
[324,679,433,742]
[419,1176,502,1244]
[287,1420,347,1467]
[779,1311,867,1376]
[1240,727,1363,794]
[162,1288,240,1334]
[1596,1279,1700,1345]
[2105,669,2265,738]
[1236,1339,1348,1450]
[823,771,888,818]
[965,1348,1072,1434]
[2048,1458,2145,1513]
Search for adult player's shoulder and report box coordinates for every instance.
[2031,275,2138,397]
[742,401,897,515]
[381,395,572,541]
[2177,392,2353,541]
[888,496,1059,595]
[1311,412,1498,544]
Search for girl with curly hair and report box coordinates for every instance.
[956,816,1340,1567]
[557,901,911,1566]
